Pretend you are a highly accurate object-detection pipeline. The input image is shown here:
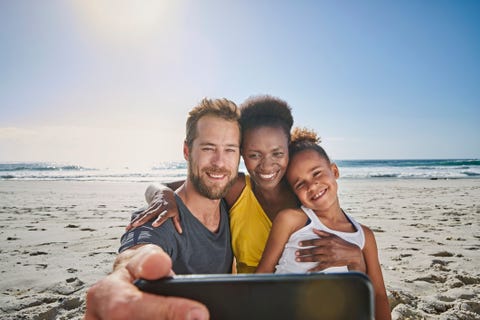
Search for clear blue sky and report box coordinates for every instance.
[1,1,479,168]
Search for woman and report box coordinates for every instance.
[128,95,365,273]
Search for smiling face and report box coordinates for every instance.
[286,149,340,212]
[185,115,241,199]
[241,126,289,190]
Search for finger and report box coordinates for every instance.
[127,210,153,231]
[140,203,163,219]
[129,212,150,228]
[124,246,209,319]
[296,247,313,257]
[131,208,159,227]
[296,245,330,258]
[152,210,168,227]
[296,253,325,263]
[307,264,329,273]
[311,228,334,237]
[127,201,167,230]
[126,245,173,280]
[173,215,183,234]
[126,216,145,231]
[299,229,341,246]
[89,270,209,320]
[298,236,323,247]
[131,292,209,320]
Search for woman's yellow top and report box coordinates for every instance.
[229,175,272,273]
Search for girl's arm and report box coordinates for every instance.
[362,225,391,320]
[256,209,304,273]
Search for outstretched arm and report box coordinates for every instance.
[126,181,184,233]
[296,229,367,273]
[84,244,209,320]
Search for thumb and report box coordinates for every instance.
[312,229,333,237]
[173,215,183,234]
[125,245,210,320]
[127,245,174,280]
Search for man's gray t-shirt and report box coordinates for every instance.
[119,194,233,274]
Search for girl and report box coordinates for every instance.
[256,128,391,320]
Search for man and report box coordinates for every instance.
[85,98,241,319]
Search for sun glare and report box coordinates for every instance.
[74,0,179,43]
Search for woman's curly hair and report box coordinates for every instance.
[239,95,293,142]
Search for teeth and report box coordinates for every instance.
[259,172,276,179]
[208,173,225,179]
[312,189,326,200]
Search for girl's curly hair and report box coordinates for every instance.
[289,127,330,163]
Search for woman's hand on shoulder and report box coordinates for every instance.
[126,184,182,233]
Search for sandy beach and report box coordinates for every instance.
[1,178,479,319]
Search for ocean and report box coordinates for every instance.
[1,159,479,182]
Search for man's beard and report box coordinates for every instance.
[188,165,236,200]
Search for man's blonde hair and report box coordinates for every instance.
[185,98,241,149]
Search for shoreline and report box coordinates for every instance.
[1,179,479,319]
[2,174,480,183]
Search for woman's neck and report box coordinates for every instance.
[252,179,299,221]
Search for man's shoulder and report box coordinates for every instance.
[120,209,178,253]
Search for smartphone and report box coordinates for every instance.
[134,272,374,320]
